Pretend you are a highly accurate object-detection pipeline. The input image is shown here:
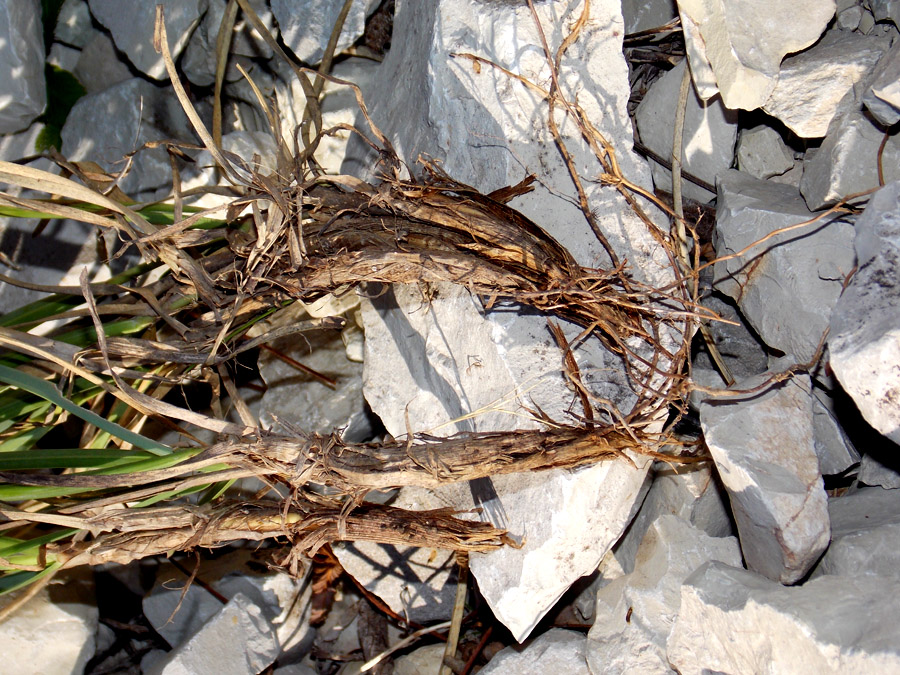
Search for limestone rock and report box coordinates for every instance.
[859,452,900,488]
[613,463,733,572]
[829,181,900,444]
[73,32,134,94]
[714,170,856,363]
[866,0,900,25]
[699,365,830,583]
[0,572,98,675]
[676,0,835,110]
[55,0,99,48]
[0,0,46,133]
[812,387,860,475]
[393,644,447,675]
[763,31,888,138]
[587,516,742,674]
[271,0,378,65]
[621,0,678,33]
[635,59,737,203]
[816,487,900,578]
[865,42,900,131]
[481,629,587,674]
[343,0,676,642]
[61,78,190,196]
[88,0,207,81]
[800,111,900,210]
[736,125,794,180]
[147,593,279,675]
[668,562,900,673]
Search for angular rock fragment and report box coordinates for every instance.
[0,0,47,133]
[736,124,794,180]
[342,0,677,642]
[762,31,888,138]
[621,0,678,33]
[481,629,587,674]
[271,0,377,65]
[88,0,206,81]
[635,59,737,203]
[859,452,900,488]
[587,516,741,674]
[811,387,860,475]
[714,170,856,362]
[800,111,900,210]
[829,180,900,443]
[73,33,134,94]
[147,593,279,675]
[61,78,191,196]
[816,487,900,578]
[676,0,835,110]
[667,562,900,673]
[55,0,99,49]
[699,364,830,583]
[867,0,900,26]
[864,42,900,125]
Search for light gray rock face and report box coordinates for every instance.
[587,516,742,674]
[865,42,900,125]
[0,0,46,133]
[621,0,678,33]
[859,452,900,488]
[88,0,207,80]
[0,573,98,675]
[61,78,190,196]
[762,31,888,138]
[343,0,677,642]
[699,366,830,583]
[667,562,900,674]
[714,170,856,363]
[143,555,313,659]
[73,32,134,94]
[676,0,835,110]
[816,487,900,578]
[181,0,273,87]
[55,0,99,48]
[635,59,737,203]
[812,388,860,475]
[271,0,377,65]
[481,629,587,674]
[736,125,794,180]
[800,111,900,210]
[613,463,733,573]
[830,181,900,443]
[147,593,279,675]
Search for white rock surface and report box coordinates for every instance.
[0,575,98,675]
[480,629,587,674]
[147,592,279,675]
[714,170,856,363]
[635,59,737,203]
[864,42,900,126]
[61,78,188,196]
[699,365,830,583]
[668,561,900,674]
[587,516,742,674]
[816,487,900,578]
[736,124,794,180]
[676,0,835,110]
[830,180,900,443]
[762,31,888,138]
[800,110,900,210]
[343,0,676,642]
[271,0,378,65]
[0,0,47,133]
[621,0,678,33]
[613,463,733,572]
[88,0,207,80]
[812,387,860,475]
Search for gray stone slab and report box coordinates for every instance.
[699,364,830,583]
[736,125,794,179]
[668,562,900,674]
[88,0,206,80]
[271,0,378,65]
[829,180,900,444]
[0,0,46,133]
[864,41,900,125]
[480,629,587,674]
[636,59,737,203]
[714,170,856,363]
